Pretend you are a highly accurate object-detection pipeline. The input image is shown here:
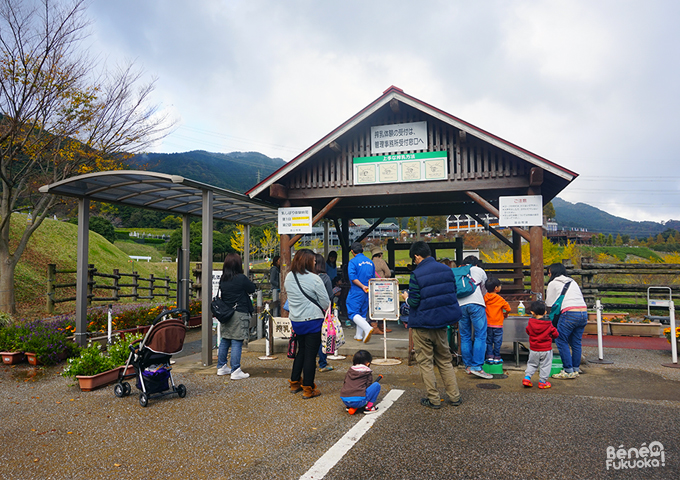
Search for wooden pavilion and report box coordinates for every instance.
[248,86,578,302]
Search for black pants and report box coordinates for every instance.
[291,330,322,387]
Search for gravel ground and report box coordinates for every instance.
[1,340,678,479]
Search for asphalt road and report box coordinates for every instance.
[1,338,678,480]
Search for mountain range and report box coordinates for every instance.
[128,150,678,237]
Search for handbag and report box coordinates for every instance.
[548,281,571,328]
[321,306,336,355]
[211,286,238,325]
[287,333,298,359]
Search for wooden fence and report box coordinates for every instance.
[566,258,680,313]
[47,263,177,313]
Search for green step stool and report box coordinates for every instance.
[482,362,504,375]
[550,355,563,376]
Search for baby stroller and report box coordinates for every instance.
[114,308,189,407]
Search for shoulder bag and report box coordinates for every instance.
[211,286,238,325]
[548,281,571,328]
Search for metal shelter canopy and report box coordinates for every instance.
[40,170,278,366]
[39,170,278,225]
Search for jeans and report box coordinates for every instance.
[341,382,381,408]
[485,327,504,360]
[291,330,322,387]
[318,344,328,368]
[217,338,243,371]
[555,310,588,372]
[459,303,488,370]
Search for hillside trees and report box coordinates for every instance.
[0,0,174,313]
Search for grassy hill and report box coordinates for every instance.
[10,214,181,318]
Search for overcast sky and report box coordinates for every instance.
[87,0,680,224]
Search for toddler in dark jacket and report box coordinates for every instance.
[340,350,382,414]
[523,301,559,389]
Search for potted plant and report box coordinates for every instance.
[663,326,680,346]
[0,316,29,364]
[62,333,142,391]
[608,316,662,337]
[19,319,77,366]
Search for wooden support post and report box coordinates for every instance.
[529,226,544,300]
[280,233,290,318]
[149,274,155,298]
[512,231,523,290]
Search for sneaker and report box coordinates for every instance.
[217,365,231,376]
[486,358,495,364]
[538,381,552,389]
[230,367,250,380]
[470,369,493,379]
[363,328,374,343]
[464,366,472,375]
[552,370,577,379]
[319,366,334,372]
[347,407,357,415]
[363,405,379,414]
[420,398,441,409]
[345,320,352,327]
[522,378,533,388]
[446,397,462,407]
[495,358,503,364]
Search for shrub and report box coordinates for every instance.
[107,333,143,366]
[18,319,78,365]
[61,343,117,378]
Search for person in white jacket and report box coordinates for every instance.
[545,263,588,379]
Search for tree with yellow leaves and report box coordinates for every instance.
[0,0,175,314]
[230,224,259,259]
[258,228,279,260]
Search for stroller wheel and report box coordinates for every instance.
[114,384,125,398]
[139,392,149,407]
[177,384,187,398]
[123,382,131,396]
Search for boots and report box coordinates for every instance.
[289,379,303,394]
[302,383,321,399]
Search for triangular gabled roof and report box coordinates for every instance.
[248,86,576,201]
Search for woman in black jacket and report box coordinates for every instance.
[217,253,255,380]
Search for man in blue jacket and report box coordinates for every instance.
[402,241,462,409]
[346,242,375,343]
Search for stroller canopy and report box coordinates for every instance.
[144,319,187,355]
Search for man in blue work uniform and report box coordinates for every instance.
[346,242,375,343]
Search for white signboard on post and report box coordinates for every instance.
[498,195,543,227]
[278,207,313,234]
[369,278,400,321]
[371,121,427,155]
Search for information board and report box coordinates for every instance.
[278,207,313,234]
[371,121,427,155]
[353,151,448,186]
[498,195,543,227]
[368,278,400,321]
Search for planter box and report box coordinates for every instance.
[609,322,662,337]
[587,312,629,322]
[187,316,201,327]
[584,322,609,335]
[26,352,39,366]
[76,366,132,392]
[1,351,26,365]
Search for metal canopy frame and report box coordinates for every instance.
[39,170,278,225]
[40,170,278,366]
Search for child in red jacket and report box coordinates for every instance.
[523,301,559,389]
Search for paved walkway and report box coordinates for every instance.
[1,327,679,479]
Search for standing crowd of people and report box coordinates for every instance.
[214,241,588,411]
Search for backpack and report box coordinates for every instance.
[452,265,478,298]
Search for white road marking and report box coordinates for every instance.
[299,388,404,480]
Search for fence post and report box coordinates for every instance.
[113,269,120,302]
[47,264,56,313]
[164,276,171,299]
[194,262,202,300]
[87,264,95,307]
[132,270,139,301]
[149,274,155,299]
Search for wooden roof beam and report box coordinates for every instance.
[289,197,342,245]
[270,183,288,200]
[465,190,530,242]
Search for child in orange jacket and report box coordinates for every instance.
[484,277,511,364]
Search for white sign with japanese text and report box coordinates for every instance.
[498,195,543,227]
[369,278,400,321]
[371,121,427,155]
[278,207,313,234]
